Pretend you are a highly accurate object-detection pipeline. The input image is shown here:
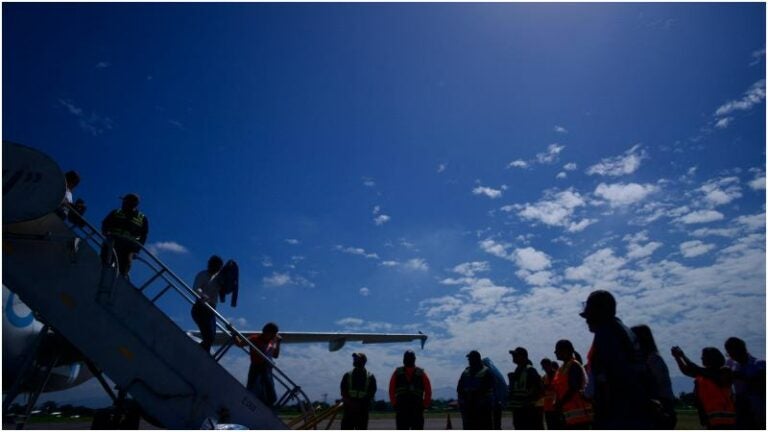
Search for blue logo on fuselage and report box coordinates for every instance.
[5,292,34,328]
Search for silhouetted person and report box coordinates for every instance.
[191,255,224,353]
[482,357,508,430]
[672,346,736,429]
[540,358,562,430]
[389,350,432,430]
[553,340,593,429]
[724,337,765,429]
[235,322,282,408]
[101,193,148,277]
[632,325,676,429]
[341,352,376,430]
[457,350,494,430]
[56,170,80,219]
[580,290,652,428]
[508,347,544,430]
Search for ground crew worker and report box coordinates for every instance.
[724,337,766,429]
[540,358,561,430]
[671,346,736,429]
[341,352,377,430]
[101,193,148,277]
[553,340,593,429]
[457,350,494,430]
[482,357,508,430]
[389,350,432,430]
[508,347,544,429]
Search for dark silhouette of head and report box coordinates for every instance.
[466,350,483,369]
[631,324,659,356]
[403,350,416,367]
[64,170,80,189]
[701,347,726,369]
[262,322,279,339]
[121,193,140,212]
[580,290,617,331]
[510,347,531,366]
[208,255,224,274]
[353,352,367,368]
[555,340,575,362]
[724,337,748,363]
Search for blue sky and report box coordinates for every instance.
[4,3,766,405]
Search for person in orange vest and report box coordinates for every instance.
[234,322,282,408]
[539,358,562,430]
[671,346,736,429]
[553,340,593,429]
[389,350,432,430]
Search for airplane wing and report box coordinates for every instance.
[187,330,428,352]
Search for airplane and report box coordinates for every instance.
[2,141,427,428]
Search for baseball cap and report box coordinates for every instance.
[509,347,528,357]
[352,352,367,362]
[121,193,140,204]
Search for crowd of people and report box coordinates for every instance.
[58,176,765,430]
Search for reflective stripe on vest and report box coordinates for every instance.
[553,359,593,425]
[509,365,536,408]
[460,366,493,400]
[695,376,736,427]
[108,209,145,241]
[347,369,372,399]
[394,367,424,399]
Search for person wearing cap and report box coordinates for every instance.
[388,350,432,430]
[234,322,281,408]
[100,193,149,277]
[508,347,544,429]
[457,350,494,430]
[341,352,377,429]
[580,290,653,428]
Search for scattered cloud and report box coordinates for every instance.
[58,99,114,136]
[146,241,189,255]
[262,272,315,288]
[587,144,646,177]
[677,209,725,224]
[437,163,447,173]
[680,240,716,258]
[261,256,273,267]
[748,172,766,190]
[95,61,111,69]
[359,287,370,296]
[556,172,567,179]
[381,258,429,272]
[335,317,394,332]
[536,144,565,164]
[563,163,577,171]
[374,214,391,226]
[698,177,742,207]
[285,238,300,245]
[451,261,491,277]
[362,177,376,187]
[334,245,379,259]
[507,160,529,169]
[714,79,766,128]
[554,125,568,134]
[749,48,765,67]
[168,119,185,130]
[504,189,595,232]
[594,182,657,207]
[473,186,503,199]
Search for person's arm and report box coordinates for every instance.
[671,347,707,378]
[422,371,432,409]
[271,336,281,359]
[389,372,397,407]
[528,368,544,402]
[340,374,349,401]
[368,375,377,402]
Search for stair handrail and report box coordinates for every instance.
[63,209,316,419]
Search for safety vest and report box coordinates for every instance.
[347,369,372,399]
[460,366,493,403]
[540,373,557,412]
[394,367,425,400]
[553,359,593,426]
[509,365,538,408]
[107,209,145,241]
[695,376,736,427]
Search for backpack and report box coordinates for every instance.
[218,260,239,307]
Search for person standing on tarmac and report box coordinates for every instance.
[482,357,508,430]
[508,347,544,429]
[341,352,377,430]
[553,340,593,429]
[457,350,494,430]
[540,358,562,430]
[388,350,432,430]
[724,337,766,429]
[101,193,148,277]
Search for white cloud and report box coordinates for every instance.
[624,231,663,259]
[678,210,725,225]
[507,189,593,232]
[513,247,551,272]
[334,245,380,259]
[715,117,733,129]
[698,177,742,207]
[359,287,370,296]
[372,206,381,215]
[714,79,766,118]
[437,164,447,173]
[452,261,491,277]
[479,239,513,260]
[594,182,657,207]
[508,160,529,169]
[58,99,114,136]
[680,240,716,258]
[335,317,393,331]
[554,125,568,134]
[285,238,300,245]
[564,248,626,283]
[556,172,567,179]
[146,241,189,255]
[380,260,399,267]
[373,214,391,226]
[262,272,314,288]
[473,186,503,199]
[563,163,577,171]
[750,48,765,66]
[404,258,429,271]
[261,256,273,267]
[587,145,646,177]
[749,176,766,191]
[536,144,565,164]
[362,177,376,187]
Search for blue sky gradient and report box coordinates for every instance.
[4,3,765,404]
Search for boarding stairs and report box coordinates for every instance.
[2,142,317,429]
